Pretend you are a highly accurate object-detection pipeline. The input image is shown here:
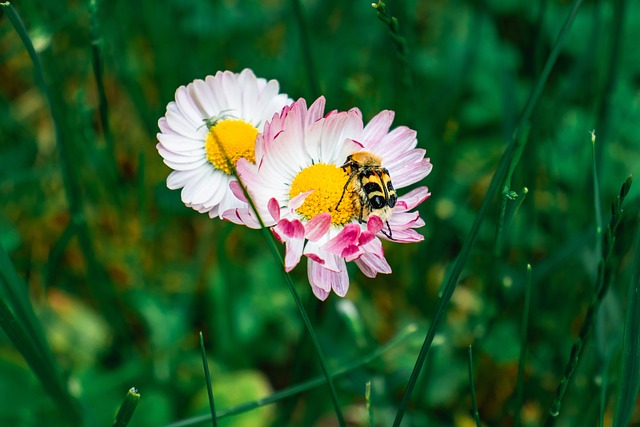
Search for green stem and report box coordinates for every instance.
[366,381,375,427]
[112,388,140,427]
[514,264,533,427]
[199,332,218,427]
[209,130,345,426]
[468,345,481,427]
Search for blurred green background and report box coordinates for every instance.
[1,0,639,426]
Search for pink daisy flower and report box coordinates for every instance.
[226,97,432,300]
[156,69,292,218]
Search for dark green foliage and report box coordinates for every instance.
[1,0,639,426]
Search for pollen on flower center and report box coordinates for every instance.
[205,119,259,175]
[289,163,357,226]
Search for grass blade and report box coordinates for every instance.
[365,381,375,427]
[89,0,118,178]
[514,264,533,427]
[112,388,140,427]
[392,2,585,424]
[612,229,640,427]
[199,332,218,427]
[161,324,417,427]
[468,345,481,427]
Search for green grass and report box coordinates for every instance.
[1,0,640,426]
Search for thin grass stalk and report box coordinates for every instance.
[467,345,481,427]
[372,1,412,89]
[612,228,640,427]
[209,130,345,426]
[593,0,626,171]
[199,332,218,427]
[495,125,530,256]
[514,264,533,427]
[365,381,375,427]
[506,187,528,233]
[290,0,320,98]
[392,1,585,424]
[591,131,603,237]
[591,129,606,427]
[162,324,417,427]
[544,176,632,425]
[112,388,140,427]
[89,0,117,178]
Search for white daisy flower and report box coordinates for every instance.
[156,69,292,218]
[227,97,432,300]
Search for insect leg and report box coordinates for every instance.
[335,171,358,211]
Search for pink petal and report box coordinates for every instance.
[362,110,394,145]
[306,253,324,264]
[382,228,425,243]
[367,215,384,234]
[341,244,361,260]
[331,259,350,297]
[289,190,313,211]
[358,230,375,247]
[307,257,350,298]
[284,236,305,272]
[277,218,305,239]
[268,198,281,221]
[354,252,392,278]
[221,208,261,229]
[307,97,326,125]
[324,224,360,255]
[311,284,330,301]
[305,213,332,241]
[397,186,431,211]
[229,180,248,203]
[308,260,331,292]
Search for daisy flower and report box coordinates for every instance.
[156,69,292,218]
[227,97,432,300]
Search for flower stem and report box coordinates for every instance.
[210,130,345,426]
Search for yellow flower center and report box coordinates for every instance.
[289,163,357,226]
[205,119,259,174]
